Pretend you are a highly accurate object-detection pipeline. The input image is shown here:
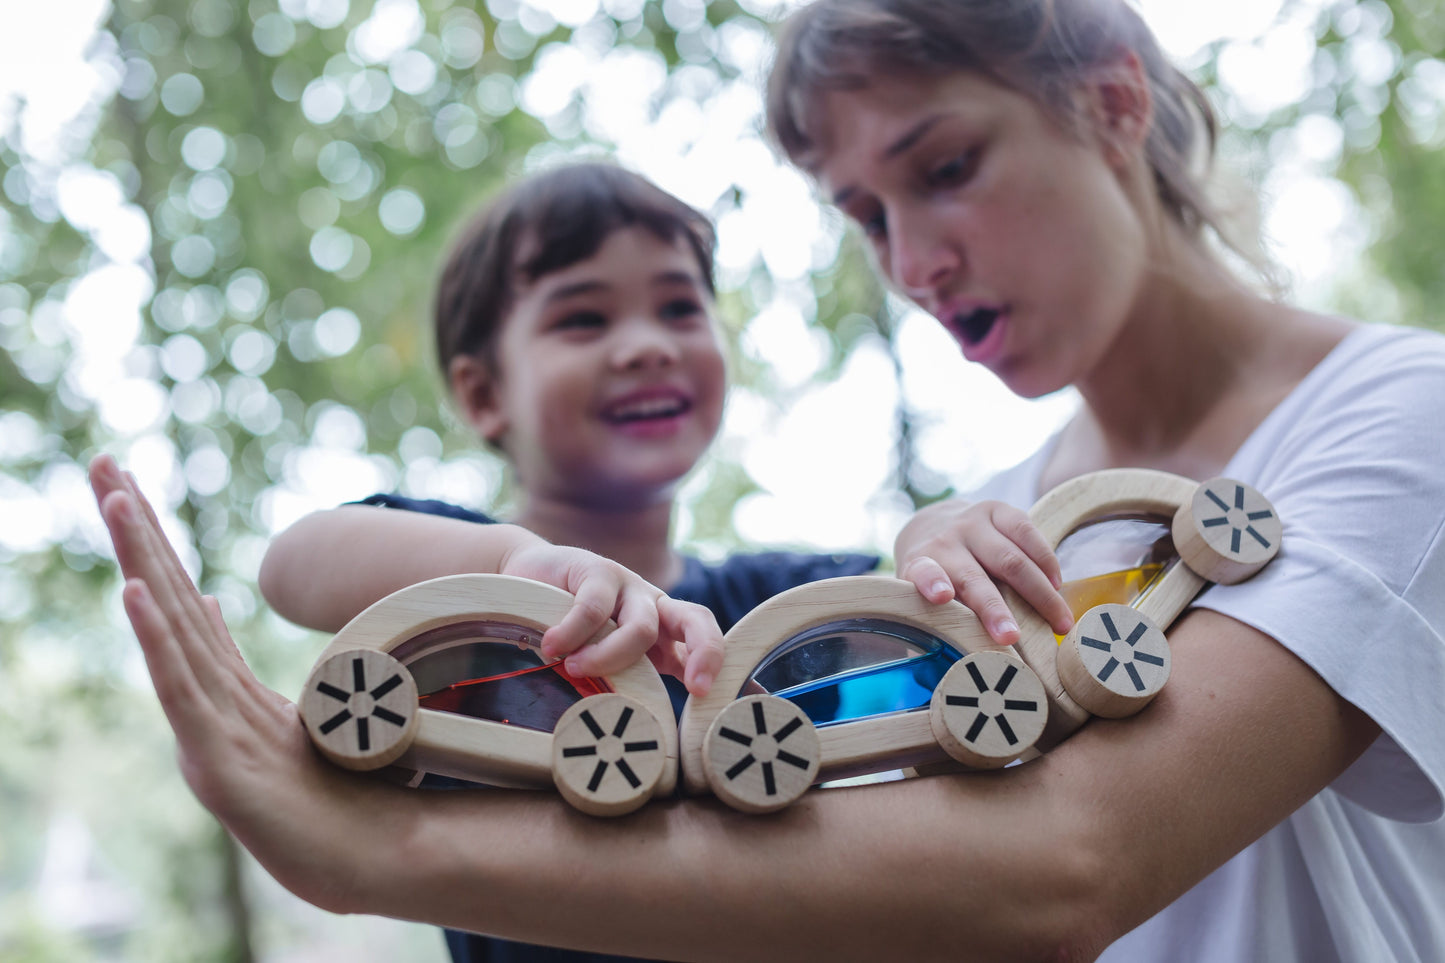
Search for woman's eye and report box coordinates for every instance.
[927,149,979,189]
[860,209,887,241]
[553,311,606,332]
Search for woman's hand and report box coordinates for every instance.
[895,498,1074,645]
[498,540,725,697]
[88,454,413,914]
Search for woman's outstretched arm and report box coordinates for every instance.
[90,453,1379,962]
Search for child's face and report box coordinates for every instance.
[811,69,1151,400]
[466,225,726,509]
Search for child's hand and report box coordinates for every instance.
[498,542,725,698]
[895,498,1074,646]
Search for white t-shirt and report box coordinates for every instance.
[969,324,1445,962]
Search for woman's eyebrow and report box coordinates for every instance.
[831,114,946,207]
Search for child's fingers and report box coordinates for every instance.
[940,552,1022,646]
[658,597,724,697]
[541,568,622,661]
[561,583,661,678]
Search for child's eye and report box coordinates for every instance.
[553,311,606,333]
[660,298,704,322]
[926,148,980,189]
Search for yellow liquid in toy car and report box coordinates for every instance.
[1055,563,1165,642]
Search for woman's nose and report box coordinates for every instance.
[889,212,961,297]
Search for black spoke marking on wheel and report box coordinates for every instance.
[612,706,633,737]
[966,661,988,691]
[995,714,1018,745]
[580,710,604,740]
[719,727,752,746]
[317,681,349,702]
[1231,528,1242,553]
[1097,657,1121,681]
[1202,516,1229,528]
[996,663,1018,693]
[946,695,980,707]
[371,706,407,727]
[1248,509,1274,520]
[356,717,370,752]
[587,761,609,793]
[616,759,641,789]
[1234,484,1246,509]
[777,750,811,770]
[1125,622,1149,646]
[319,708,352,735]
[1082,635,1112,653]
[752,700,767,734]
[773,717,804,742]
[370,674,403,700]
[965,711,989,742]
[1135,652,1166,667]
[726,755,757,780]
[1207,488,1231,513]
[1004,700,1038,711]
[1246,526,1271,548]
[1100,611,1121,641]
[624,740,659,752]
[353,658,366,692]
[563,745,597,757]
[1125,663,1146,692]
[762,762,777,795]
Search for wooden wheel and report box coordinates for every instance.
[552,694,667,817]
[1172,478,1281,584]
[703,695,820,814]
[930,650,1048,768]
[300,649,420,770]
[1057,604,1171,718]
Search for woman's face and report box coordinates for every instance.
[812,70,1150,399]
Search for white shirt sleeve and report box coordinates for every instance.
[1191,325,1445,821]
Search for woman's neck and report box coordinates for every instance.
[1053,234,1350,485]
[513,495,683,590]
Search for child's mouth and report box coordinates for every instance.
[602,395,692,425]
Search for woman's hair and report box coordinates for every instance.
[766,0,1229,246]
[434,162,717,376]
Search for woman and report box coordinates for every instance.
[91,1,1445,959]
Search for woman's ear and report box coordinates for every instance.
[1086,50,1153,170]
[449,354,508,447]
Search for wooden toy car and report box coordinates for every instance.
[298,469,1281,816]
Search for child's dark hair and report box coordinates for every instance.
[434,162,717,377]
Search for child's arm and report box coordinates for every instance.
[894,498,1075,645]
[152,469,721,694]
[259,505,535,633]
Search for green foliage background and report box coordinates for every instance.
[0,0,1440,959]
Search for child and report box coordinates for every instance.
[257,162,878,963]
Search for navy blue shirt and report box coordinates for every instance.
[357,494,877,963]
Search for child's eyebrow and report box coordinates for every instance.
[545,279,609,303]
[651,270,704,288]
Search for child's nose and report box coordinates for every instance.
[612,321,681,369]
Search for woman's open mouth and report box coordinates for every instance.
[956,306,1001,346]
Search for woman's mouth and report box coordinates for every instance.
[944,304,1009,363]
